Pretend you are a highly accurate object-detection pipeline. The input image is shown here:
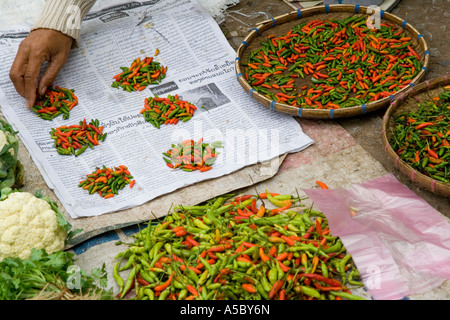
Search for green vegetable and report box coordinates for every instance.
[0,119,24,196]
[0,248,113,300]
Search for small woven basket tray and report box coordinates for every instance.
[381,75,450,197]
[235,4,430,119]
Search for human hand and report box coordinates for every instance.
[9,29,73,109]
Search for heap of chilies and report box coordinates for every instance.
[141,94,197,128]
[78,165,135,199]
[50,119,107,156]
[244,16,422,109]
[113,192,365,300]
[390,88,450,183]
[33,86,78,120]
[111,55,167,92]
[162,138,223,172]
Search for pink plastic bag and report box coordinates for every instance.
[304,173,450,300]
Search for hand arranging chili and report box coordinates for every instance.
[32,85,78,120]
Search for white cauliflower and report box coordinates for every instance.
[0,191,67,261]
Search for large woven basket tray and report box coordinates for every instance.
[235,4,430,119]
[381,76,450,197]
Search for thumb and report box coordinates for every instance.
[37,56,66,96]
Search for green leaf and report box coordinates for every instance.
[0,119,17,135]
[0,167,17,190]
[0,119,21,191]
[29,248,46,262]
[0,187,12,200]
[0,150,17,172]
[0,143,13,157]
[44,250,73,270]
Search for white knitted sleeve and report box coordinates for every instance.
[31,0,97,48]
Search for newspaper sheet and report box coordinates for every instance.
[0,0,313,218]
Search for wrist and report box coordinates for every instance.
[30,28,75,50]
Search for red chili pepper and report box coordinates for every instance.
[186,284,199,296]
[298,273,343,287]
[242,283,257,293]
[276,252,289,261]
[315,219,323,237]
[185,236,200,247]
[302,225,315,240]
[268,246,277,257]
[268,280,284,299]
[249,199,258,214]
[313,283,344,291]
[234,194,253,202]
[259,247,270,263]
[252,78,265,86]
[207,243,232,252]
[154,272,174,291]
[415,122,434,130]
[427,148,439,159]
[136,274,151,286]
[280,235,296,246]
[269,202,292,215]
[258,192,280,199]
[243,241,258,248]
[315,180,329,189]
[277,260,290,272]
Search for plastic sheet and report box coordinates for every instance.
[304,173,450,300]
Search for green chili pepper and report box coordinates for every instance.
[144,288,155,300]
[330,290,366,300]
[113,262,124,293]
[119,254,136,271]
[120,264,140,299]
[178,288,188,300]
[158,288,171,300]
[296,285,322,299]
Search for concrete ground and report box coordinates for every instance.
[219,0,450,217]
